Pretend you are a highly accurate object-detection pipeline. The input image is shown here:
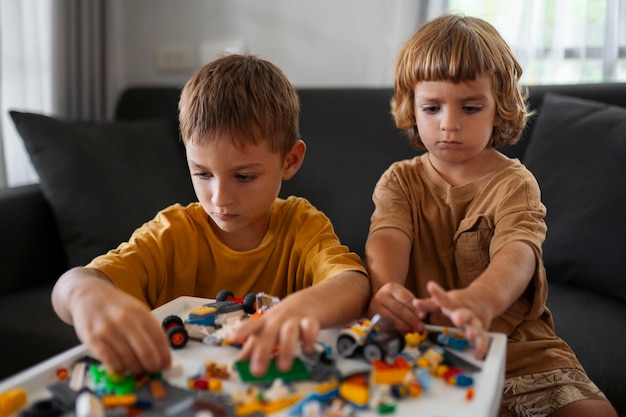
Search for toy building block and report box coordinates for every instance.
[336,314,405,364]
[234,357,310,383]
[405,330,429,347]
[0,388,28,417]
[371,356,411,385]
[436,328,469,350]
[339,373,369,410]
[204,360,231,379]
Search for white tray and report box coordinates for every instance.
[0,296,507,417]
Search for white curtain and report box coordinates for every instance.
[448,0,625,84]
[0,0,106,187]
[0,0,54,186]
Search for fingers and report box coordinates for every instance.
[370,283,422,332]
[235,315,321,377]
[426,281,489,359]
[75,299,172,376]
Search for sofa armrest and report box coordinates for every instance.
[0,184,67,295]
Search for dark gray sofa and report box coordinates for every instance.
[1,84,624,414]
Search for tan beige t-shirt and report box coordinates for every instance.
[370,153,581,377]
[88,196,366,309]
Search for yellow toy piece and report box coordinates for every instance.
[0,388,28,417]
[404,330,428,347]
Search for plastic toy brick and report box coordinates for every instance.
[336,314,405,363]
[416,345,445,370]
[436,328,469,350]
[188,376,223,391]
[149,379,167,400]
[215,289,258,314]
[371,356,411,385]
[289,381,340,416]
[404,330,429,347]
[68,361,87,391]
[0,387,28,417]
[75,389,104,417]
[234,357,310,383]
[204,360,231,379]
[102,393,137,408]
[338,373,369,409]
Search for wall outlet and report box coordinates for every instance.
[199,40,247,64]
[156,44,195,73]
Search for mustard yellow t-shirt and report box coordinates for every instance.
[88,196,366,309]
[369,153,581,377]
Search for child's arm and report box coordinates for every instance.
[366,228,425,332]
[231,270,370,376]
[415,240,536,358]
[51,267,172,375]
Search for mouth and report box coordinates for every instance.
[213,212,238,221]
[438,140,461,149]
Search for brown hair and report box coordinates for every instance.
[179,54,300,157]
[392,14,531,150]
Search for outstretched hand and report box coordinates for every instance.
[230,306,320,377]
[368,282,428,333]
[414,281,490,359]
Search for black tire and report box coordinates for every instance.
[166,326,189,349]
[336,334,357,357]
[216,290,234,302]
[242,293,257,314]
[162,315,184,331]
[363,342,384,362]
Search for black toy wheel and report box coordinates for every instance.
[166,326,189,349]
[242,293,257,314]
[336,334,357,357]
[363,342,384,362]
[162,315,184,331]
[216,290,234,302]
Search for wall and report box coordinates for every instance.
[105,0,422,117]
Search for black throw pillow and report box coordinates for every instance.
[523,93,626,302]
[10,111,196,267]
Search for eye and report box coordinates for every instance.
[463,105,481,114]
[421,105,440,114]
[193,171,211,180]
[237,174,257,182]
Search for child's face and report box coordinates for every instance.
[186,137,303,251]
[414,75,498,166]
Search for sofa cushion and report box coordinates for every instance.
[523,93,626,302]
[9,111,196,267]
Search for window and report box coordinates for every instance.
[448,0,626,84]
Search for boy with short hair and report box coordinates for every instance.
[52,54,370,377]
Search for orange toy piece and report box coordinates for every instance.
[371,357,411,384]
[204,360,231,379]
[56,367,69,381]
[149,379,166,400]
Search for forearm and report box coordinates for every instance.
[365,228,412,292]
[462,240,536,326]
[279,271,370,328]
[52,267,116,325]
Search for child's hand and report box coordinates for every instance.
[369,282,426,333]
[70,282,172,375]
[417,281,490,359]
[231,307,320,377]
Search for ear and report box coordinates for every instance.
[282,139,306,180]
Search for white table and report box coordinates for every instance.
[0,296,507,417]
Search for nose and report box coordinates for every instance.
[211,179,234,208]
[440,108,460,132]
